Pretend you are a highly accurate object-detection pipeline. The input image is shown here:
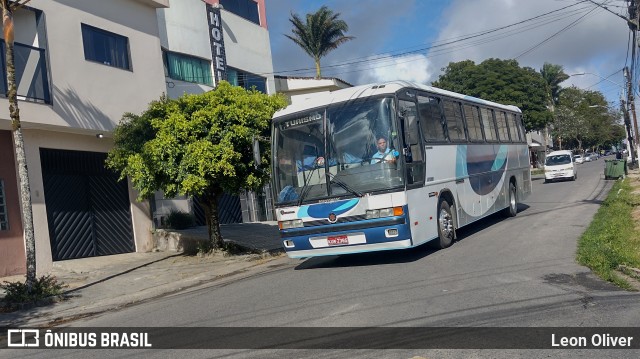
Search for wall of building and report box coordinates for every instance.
[0,0,165,274]
[221,8,275,94]
[0,131,26,277]
[0,0,167,133]
[20,130,153,273]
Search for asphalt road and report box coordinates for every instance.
[9,158,640,358]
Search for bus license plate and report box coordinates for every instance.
[327,235,349,245]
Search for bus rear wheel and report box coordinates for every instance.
[431,199,455,249]
[504,181,517,217]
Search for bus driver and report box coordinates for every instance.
[371,136,399,164]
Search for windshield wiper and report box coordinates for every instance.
[326,171,363,197]
[297,159,320,206]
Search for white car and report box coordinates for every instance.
[544,150,577,182]
[573,155,584,164]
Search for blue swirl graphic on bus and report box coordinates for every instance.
[457,144,508,195]
[298,199,359,219]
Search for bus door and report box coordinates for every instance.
[397,96,424,187]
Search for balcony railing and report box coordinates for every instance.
[0,40,51,104]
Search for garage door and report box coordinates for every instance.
[41,148,134,261]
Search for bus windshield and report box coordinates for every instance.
[273,96,404,205]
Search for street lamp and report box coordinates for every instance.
[570,72,624,88]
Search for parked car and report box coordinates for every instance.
[589,152,599,160]
[583,153,593,162]
[573,155,584,164]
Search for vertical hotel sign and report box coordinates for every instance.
[207,4,227,85]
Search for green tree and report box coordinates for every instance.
[540,63,569,108]
[540,63,569,149]
[107,82,287,250]
[286,5,354,78]
[2,0,36,289]
[433,58,551,131]
[554,86,622,151]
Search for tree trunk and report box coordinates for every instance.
[201,191,225,251]
[314,57,321,79]
[3,2,36,288]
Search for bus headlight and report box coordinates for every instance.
[279,219,303,229]
[379,208,394,217]
[366,209,379,219]
[366,207,403,219]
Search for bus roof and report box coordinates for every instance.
[273,80,522,119]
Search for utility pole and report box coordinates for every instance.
[628,0,640,165]
[621,98,636,164]
[624,67,638,164]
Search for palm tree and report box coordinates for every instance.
[1,0,36,289]
[286,6,354,79]
[540,63,569,150]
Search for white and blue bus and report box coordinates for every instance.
[271,81,531,258]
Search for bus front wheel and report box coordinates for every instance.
[431,199,455,249]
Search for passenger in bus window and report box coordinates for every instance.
[371,136,399,164]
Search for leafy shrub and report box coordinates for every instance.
[1,275,67,308]
[166,210,195,230]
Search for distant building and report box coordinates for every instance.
[154,0,277,226]
[274,76,353,104]
[527,131,549,168]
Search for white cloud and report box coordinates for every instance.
[357,54,433,84]
[428,0,629,91]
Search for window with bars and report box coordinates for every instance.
[0,179,8,231]
[227,67,266,93]
[163,50,213,86]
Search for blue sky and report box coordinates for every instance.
[265,0,631,104]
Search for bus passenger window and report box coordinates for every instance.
[480,107,497,141]
[495,111,509,142]
[463,104,483,141]
[508,113,521,142]
[443,100,466,142]
[417,95,446,142]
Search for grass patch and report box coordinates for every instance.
[531,168,544,176]
[576,179,640,289]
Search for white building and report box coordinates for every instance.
[0,0,169,277]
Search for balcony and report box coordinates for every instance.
[0,40,51,104]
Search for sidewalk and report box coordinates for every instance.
[0,222,290,327]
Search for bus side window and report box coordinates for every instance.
[480,107,497,142]
[463,104,484,142]
[398,99,424,186]
[508,113,520,142]
[495,111,510,142]
[417,95,446,142]
[443,100,466,142]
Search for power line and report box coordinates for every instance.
[514,4,601,59]
[272,0,595,77]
